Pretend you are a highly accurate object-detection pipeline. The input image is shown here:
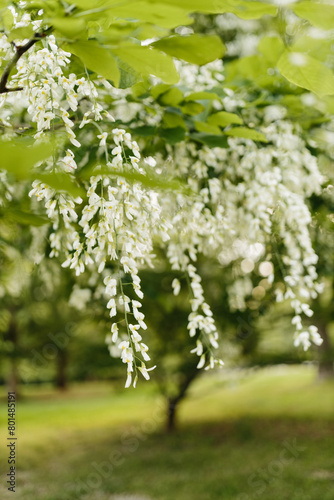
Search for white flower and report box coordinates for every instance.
[144,156,157,168]
[197,355,206,369]
[113,128,126,145]
[97,132,108,147]
[172,278,181,296]
[125,372,132,388]
[138,363,156,381]
[104,277,117,296]
[111,323,119,343]
[190,339,203,356]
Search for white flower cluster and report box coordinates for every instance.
[1,11,114,144]
[63,128,171,386]
[28,180,83,258]
[0,7,326,385]
[13,34,108,144]
[175,59,225,91]
[165,187,226,368]
[29,123,170,386]
[0,11,161,385]
[157,120,324,352]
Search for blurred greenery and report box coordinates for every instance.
[1,2,334,498]
[0,365,333,500]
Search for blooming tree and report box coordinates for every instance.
[1,0,333,387]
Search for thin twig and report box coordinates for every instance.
[0,28,52,94]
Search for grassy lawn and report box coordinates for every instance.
[0,365,334,500]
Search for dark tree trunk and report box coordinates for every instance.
[7,310,19,396]
[318,324,334,380]
[167,398,177,433]
[56,349,68,390]
[165,368,199,433]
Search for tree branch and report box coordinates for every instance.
[0,29,52,95]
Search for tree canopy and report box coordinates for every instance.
[1,0,333,387]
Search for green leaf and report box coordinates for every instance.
[163,112,186,129]
[80,161,190,194]
[96,22,141,43]
[7,26,35,41]
[4,208,49,227]
[132,80,150,98]
[152,34,225,65]
[67,0,106,8]
[151,83,172,99]
[194,121,221,135]
[64,41,120,87]
[230,0,277,19]
[279,95,306,116]
[107,1,193,29]
[153,0,277,18]
[159,88,184,106]
[116,57,141,89]
[293,1,334,31]
[0,140,85,198]
[277,50,334,96]
[258,36,284,66]
[190,133,228,148]
[35,172,84,198]
[131,126,157,136]
[208,111,243,127]
[185,91,220,101]
[159,126,186,144]
[225,127,268,142]
[136,23,169,41]
[291,35,332,62]
[112,44,179,84]
[50,18,86,38]
[181,102,205,115]
[0,141,53,178]
[1,6,13,30]
[226,55,269,83]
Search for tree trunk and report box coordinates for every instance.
[167,399,177,433]
[56,349,68,390]
[7,310,19,397]
[165,368,199,433]
[318,324,334,380]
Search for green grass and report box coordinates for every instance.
[0,365,334,500]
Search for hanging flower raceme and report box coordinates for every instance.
[153,119,324,353]
[0,6,327,386]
